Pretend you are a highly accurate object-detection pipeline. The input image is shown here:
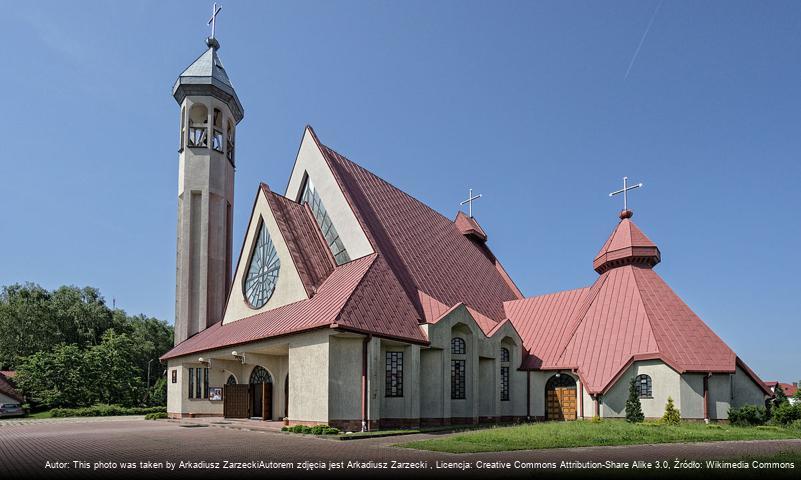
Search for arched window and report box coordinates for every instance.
[226,375,237,385]
[249,366,272,385]
[212,108,224,152]
[188,104,208,147]
[451,337,466,355]
[500,347,510,363]
[635,374,652,398]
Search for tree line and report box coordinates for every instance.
[0,283,173,409]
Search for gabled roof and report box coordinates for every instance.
[308,127,522,322]
[261,184,334,296]
[506,214,768,395]
[454,212,487,242]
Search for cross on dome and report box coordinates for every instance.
[609,176,642,219]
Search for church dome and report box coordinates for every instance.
[592,210,661,274]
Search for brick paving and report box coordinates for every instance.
[0,418,798,479]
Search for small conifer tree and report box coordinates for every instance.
[774,383,788,407]
[662,396,681,425]
[625,377,645,423]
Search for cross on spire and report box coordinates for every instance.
[460,188,483,218]
[208,3,222,40]
[609,176,643,217]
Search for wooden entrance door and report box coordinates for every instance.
[545,374,577,420]
[223,384,250,418]
[248,366,273,420]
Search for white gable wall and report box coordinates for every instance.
[222,190,307,324]
[285,128,373,261]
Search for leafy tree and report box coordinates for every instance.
[625,377,645,423]
[774,383,788,407]
[16,344,94,408]
[85,330,144,406]
[0,283,61,369]
[662,396,681,425]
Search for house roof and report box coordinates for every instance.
[261,184,334,296]
[766,381,798,398]
[506,213,768,395]
[0,372,22,402]
[310,127,523,322]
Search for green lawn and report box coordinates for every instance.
[400,421,801,453]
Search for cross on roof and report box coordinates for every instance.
[460,188,483,218]
[609,176,643,212]
[208,3,222,39]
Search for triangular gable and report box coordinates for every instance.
[284,126,374,262]
[222,185,309,324]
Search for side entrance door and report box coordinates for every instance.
[223,384,250,418]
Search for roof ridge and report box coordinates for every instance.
[552,273,610,364]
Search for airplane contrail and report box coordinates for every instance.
[624,0,664,80]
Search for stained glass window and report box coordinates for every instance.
[385,352,404,397]
[249,366,272,384]
[500,347,510,363]
[243,220,280,309]
[451,360,466,399]
[300,178,351,265]
[226,375,237,385]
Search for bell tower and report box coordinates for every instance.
[172,9,244,345]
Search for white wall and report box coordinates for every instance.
[601,361,681,419]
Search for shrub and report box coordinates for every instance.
[300,425,312,434]
[50,404,166,418]
[771,402,801,426]
[289,425,305,433]
[591,416,602,423]
[661,397,680,425]
[625,377,644,423]
[323,427,340,435]
[281,426,289,432]
[145,412,167,420]
[728,404,767,426]
[310,425,326,435]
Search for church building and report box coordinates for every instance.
[161,27,770,430]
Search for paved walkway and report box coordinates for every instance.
[0,418,797,478]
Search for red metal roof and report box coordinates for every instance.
[593,215,661,274]
[262,184,334,296]
[310,128,522,322]
[766,381,798,398]
[506,215,767,394]
[162,254,378,360]
[0,371,16,379]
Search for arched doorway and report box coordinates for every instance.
[545,374,577,420]
[249,366,273,420]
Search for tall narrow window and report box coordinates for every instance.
[451,360,466,399]
[226,121,235,163]
[300,177,351,265]
[212,109,224,152]
[500,366,510,401]
[385,352,404,397]
[195,368,202,399]
[179,106,185,151]
[203,368,209,399]
[188,367,195,399]
[451,337,466,355]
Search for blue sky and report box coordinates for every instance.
[2,1,799,381]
